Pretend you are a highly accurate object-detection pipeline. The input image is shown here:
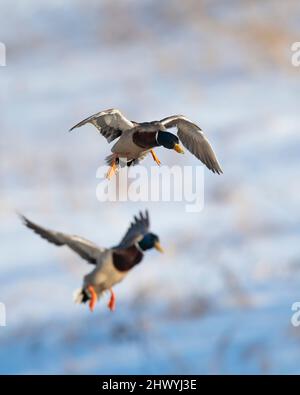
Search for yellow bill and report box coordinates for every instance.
[154,241,164,253]
[174,144,184,154]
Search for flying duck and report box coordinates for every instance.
[20,211,163,312]
[70,108,223,178]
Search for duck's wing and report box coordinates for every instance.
[117,210,150,249]
[70,108,134,143]
[21,215,105,265]
[160,115,223,174]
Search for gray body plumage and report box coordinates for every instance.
[70,108,223,174]
[110,128,151,160]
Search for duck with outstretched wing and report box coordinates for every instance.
[21,211,163,312]
[70,108,223,178]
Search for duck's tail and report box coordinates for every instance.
[73,288,105,304]
[105,154,117,167]
[73,287,106,312]
[105,154,143,167]
[73,288,89,304]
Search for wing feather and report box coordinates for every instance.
[21,215,104,265]
[117,210,150,249]
[160,115,223,174]
[70,108,134,143]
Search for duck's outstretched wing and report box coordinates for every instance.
[117,210,150,249]
[160,115,223,174]
[21,215,105,265]
[70,108,134,143]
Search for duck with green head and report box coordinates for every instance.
[21,211,163,312]
[70,108,223,178]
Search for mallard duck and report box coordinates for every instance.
[70,108,223,178]
[20,211,163,312]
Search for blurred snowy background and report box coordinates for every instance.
[1,0,300,374]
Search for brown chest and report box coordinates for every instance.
[112,245,144,272]
[132,130,159,149]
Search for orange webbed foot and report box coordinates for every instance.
[106,159,118,180]
[150,149,161,166]
[107,288,116,312]
[88,285,97,312]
